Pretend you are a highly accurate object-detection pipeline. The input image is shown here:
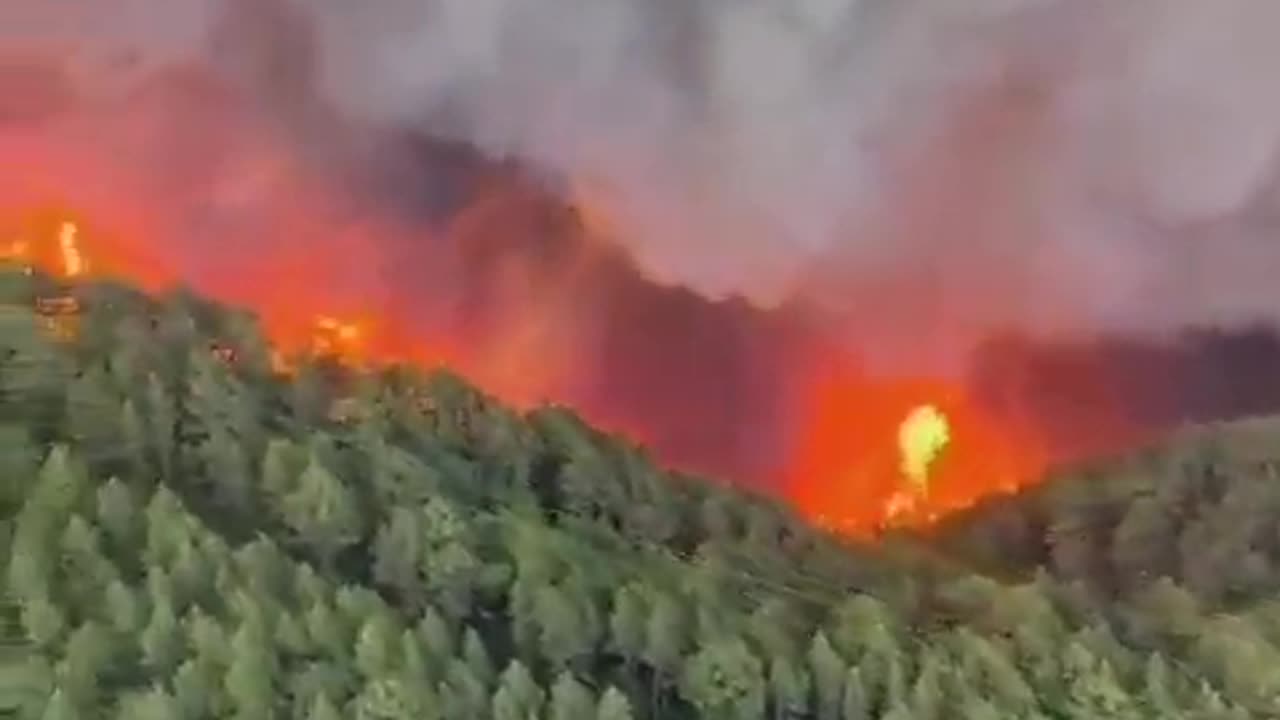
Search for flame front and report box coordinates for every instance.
[0,202,1051,536]
[313,315,363,357]
[0,213,93,279]
[789,360,1047,535]
[898,404,950,493]
[0,60,1083,535]
[58,221,85,277]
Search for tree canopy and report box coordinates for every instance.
[0,266,1274,718]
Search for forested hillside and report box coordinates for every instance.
[1,266,1277,719]
[936,415,1280,608]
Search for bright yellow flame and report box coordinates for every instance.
[883,489,917,521]
[898,404,951,493]
[59,222,85,277]
[310,315,364,360]
[315,316,360,340]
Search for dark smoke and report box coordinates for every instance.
[5,0,1280,490]
[15,0,1280,337]
[365,154,819,484]
[294,0,1280,353]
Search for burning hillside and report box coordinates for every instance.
[5,182,1272,537]
[6,0,1280,535]
[0,89,1046,535]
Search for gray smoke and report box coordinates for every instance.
[6,0,1280,361]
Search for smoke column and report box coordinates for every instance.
[8,0,1280,358]
[297,0,1280,357]
[6,0,1280,528]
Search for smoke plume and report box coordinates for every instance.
[305,0,1280,355]
[9,0,1280,356]
[6,0,1280,523]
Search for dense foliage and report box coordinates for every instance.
[0,267,1275,718]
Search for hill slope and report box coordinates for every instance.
[0,267,1274,719]
[934,415,1280,606]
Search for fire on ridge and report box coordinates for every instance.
[0,55,1184,539]
[786,358,1049,537]
[0,204,1062,537]
[10,0,1280,544]
[0,43,1185,538]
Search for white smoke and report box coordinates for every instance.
[300,0,1280,342]
[6,0,1280,349]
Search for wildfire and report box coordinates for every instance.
[898,404,950,493]
[312,315,363,357]
[259,315,369,373]
[0,205,1050,536]
[0,89,1057,536]
[789,361,1047,536]
[0,214,90,279]
[58,221,85,277]
[0,239,29,265]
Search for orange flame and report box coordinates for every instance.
[0,60,1080,534]
[0,217,87,278]
[0,198,1054,535]
[311,315,365,363]
[0,239,30,264]
[787,359,1048,536]
[58,221,85,276]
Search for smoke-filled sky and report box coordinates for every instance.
[309,0,1280,344]
[8,0,1280,525]
[7,0,1280,354]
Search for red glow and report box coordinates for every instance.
[3,185,1065,537]
[787,355,1050,536]
[0,57,1127,537]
